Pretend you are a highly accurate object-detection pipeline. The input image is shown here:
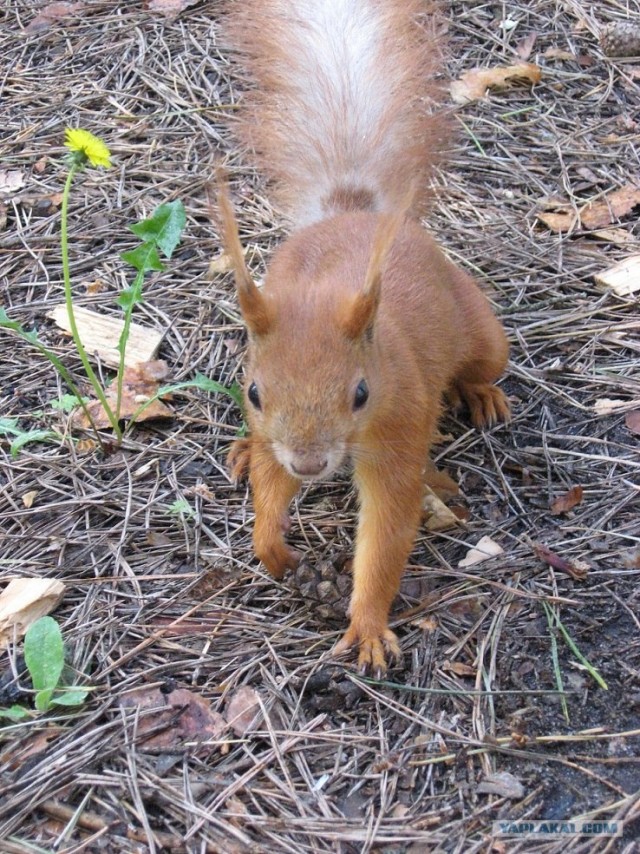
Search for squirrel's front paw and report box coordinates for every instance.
[334,621,402,678]
[227,437,252,482]
[254,534,301,580]
[451,381,511,429]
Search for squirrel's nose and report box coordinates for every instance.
[290,453,328,478]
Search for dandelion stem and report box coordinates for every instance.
[61,165,122,442]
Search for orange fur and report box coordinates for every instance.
[222,0,510,674]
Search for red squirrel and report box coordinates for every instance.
[222,0,510,675]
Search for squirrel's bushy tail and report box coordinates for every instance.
[226,0,448,227]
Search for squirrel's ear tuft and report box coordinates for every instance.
[340,209,405,340]
[216,172,272,336]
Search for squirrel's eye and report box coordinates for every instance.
[353,379,369,410]
[247,381,261,409]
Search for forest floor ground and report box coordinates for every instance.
[1,1,639,851]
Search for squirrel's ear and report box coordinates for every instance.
[340,209,405,340]
[216,174,272,336]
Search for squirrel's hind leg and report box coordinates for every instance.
[444,264,511,429]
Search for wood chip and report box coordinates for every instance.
[0,578,66,650]
[594,254,640,296]
[48,304,164,369]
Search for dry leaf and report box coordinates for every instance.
[594,254,640,296]
[0,202,6,232]
[21,490,38,509]
[225,686,263,736]
[622,548,640,570]
[458,536,504,567]
[477,771,525,799]
[544,47,576,62]
[516,32,537,61]
[208,253,234,276]
[84,279,107,295]
[591,228,636,247]
[0,578,66,650]
[147,0,200,16]
[451,63,542,104]
[0,727,65,770]
[442,660,476,678]
[71,361,173,430]
[538,186,640,234]
[536,209,577,233]
[119,687,227,749]
[533,543,589,580]
[581,185,640,229]
[593,397,640,416]
[450,505,471,523]
[191,483,214,501]
[0,170,25,196]
[550,485,584,515]
[423,488,462,532]
[413,615,438,632]
[26,2,85,34]
[146,531,173,547]
[625,410,640,435]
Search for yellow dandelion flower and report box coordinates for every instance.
[64,128,111,168]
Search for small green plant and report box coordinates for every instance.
[0,417,62,459]
[168,498,195,519]
[543,601,608,723]
[0,616,90,721]
[0,128,242,451]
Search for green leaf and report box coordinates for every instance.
[190,374,245,409]
[0,307,21,331]
[0,705,31,722]
[50,688,90,707]
[168,498,194,518]
[50,394,88,413]
[0,417,22,437]
[35,688,55,712]
[116,277,144,311]
[226,381,245,410]
[24,616,64,694]
[121,243,165,274]
[0,311,39,343]
[129,200,186,259]
[10,429,59,458]
[0,420,62,457]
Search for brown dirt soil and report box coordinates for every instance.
[1,1,639,852]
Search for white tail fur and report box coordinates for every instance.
[226,0,447,226]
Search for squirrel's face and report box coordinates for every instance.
[218,196,403,482]
[244,316,374,481]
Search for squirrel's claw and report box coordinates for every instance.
[255,538,301,580]
[227,438,252,482]
[449,381,511,429]
[334,624,402,677]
